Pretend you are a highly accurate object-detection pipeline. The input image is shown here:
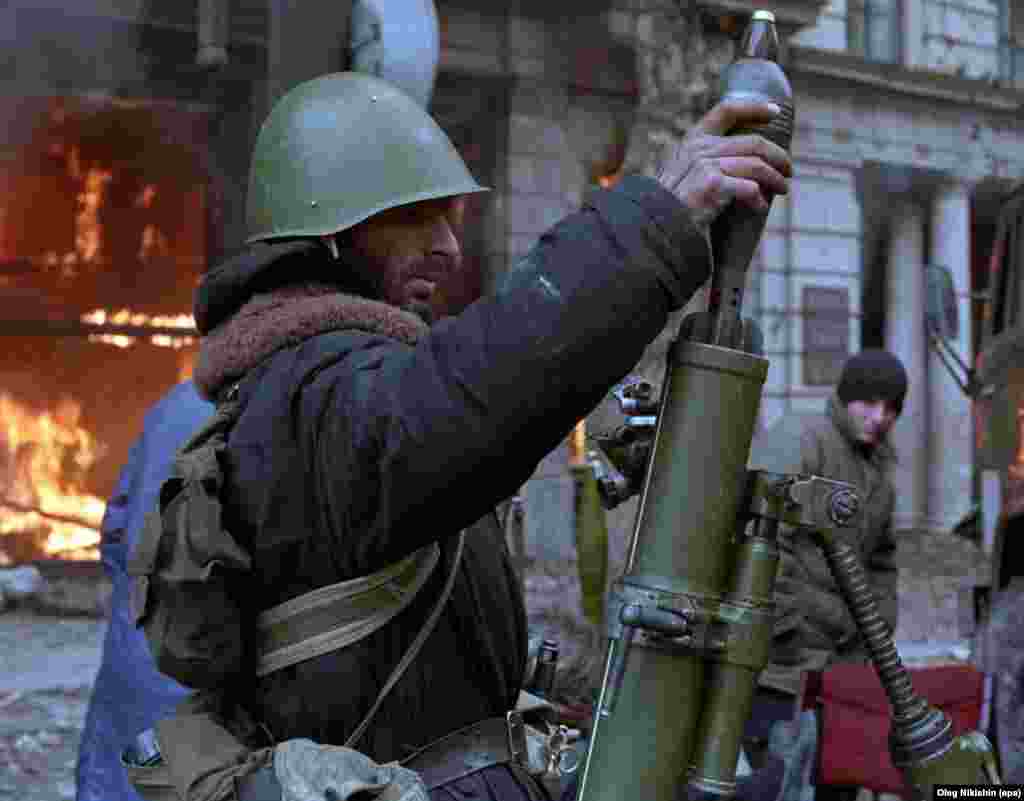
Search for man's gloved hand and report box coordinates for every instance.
[654,99,793,233]
[269,739,429,801]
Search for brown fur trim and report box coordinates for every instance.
[193,283,428,400]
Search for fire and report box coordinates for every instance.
[1011,406,1024,482]
[75,163,113,265]
[0,393,105,562]
[43,135,169,273]
[569,419,587,466]
[81,307,197,349]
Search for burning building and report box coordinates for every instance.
[0,96,209,563]
[0,0,635,569]
[0,1,257,565]
[2,0,1022,589]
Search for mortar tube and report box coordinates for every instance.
[688,534,779,797]
[577,337,768,801]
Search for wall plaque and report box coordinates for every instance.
[802,286,850,386]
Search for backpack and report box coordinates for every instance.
[127,384,449,691]
[128,393,250,689]
[123,383,465,801]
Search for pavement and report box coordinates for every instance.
[0,612,105,801]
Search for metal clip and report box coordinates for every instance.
[506,710,528,767]
[544,724,581,777]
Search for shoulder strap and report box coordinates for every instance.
[214,375,464,747]
[179,395,241,456]
[345,531,467,749]
[255,542,441,676]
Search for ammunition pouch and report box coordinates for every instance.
[122,692,274,801]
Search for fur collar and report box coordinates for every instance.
[193,282,429,401]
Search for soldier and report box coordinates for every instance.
[130,72,791,801]
[745,349,908,799]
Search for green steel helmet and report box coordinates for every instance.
[245,72,488,243]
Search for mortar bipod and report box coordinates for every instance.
[748,470,1001,796]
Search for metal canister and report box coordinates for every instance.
[528,638,559,698]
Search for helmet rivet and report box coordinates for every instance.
[310,200,318,207]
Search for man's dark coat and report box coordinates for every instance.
[191,176,711,792]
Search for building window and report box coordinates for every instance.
[1001,0,1024,86]
[802,286,851,386]
[848,0,901,63]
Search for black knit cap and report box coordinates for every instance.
[836,349,908,414]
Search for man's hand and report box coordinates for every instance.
[655,99,793,232]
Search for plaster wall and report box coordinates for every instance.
[755,161,864,431]
[920,0,1002,79]
[792,0,849,50]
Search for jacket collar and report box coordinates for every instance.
[827,392,896,467]
[192,240,430,401]
[193,280,428,401]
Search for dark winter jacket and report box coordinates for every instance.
[76,381,213,801]
[748,393,899,688]
[190,175,711,774]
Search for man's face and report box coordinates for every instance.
[845,399,899,446]
[344,196,468,324]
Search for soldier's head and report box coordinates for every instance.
[339,194,468,324]
[836,349,908,446]
[244,72,488,322]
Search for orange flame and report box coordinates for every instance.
[81,307,197,349]
[569,419,587,466]
[59,145,167,271]
[1019,407,1024,464]
[1010,407,1024,482]
[75,165,113,264]
[0,393,105,562]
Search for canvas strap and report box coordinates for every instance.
[218,382,466,742]
[344,532,466,748]
[255,542,441,677]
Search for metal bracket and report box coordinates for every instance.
[612,377,659,415]
[747,470,862,530]
[598,580,706,718]
[506,710,528,767]
[605,581,701,650]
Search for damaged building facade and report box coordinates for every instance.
[0,0,1022,669]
